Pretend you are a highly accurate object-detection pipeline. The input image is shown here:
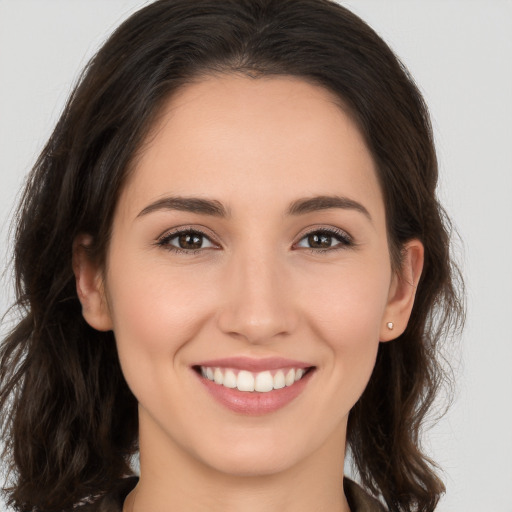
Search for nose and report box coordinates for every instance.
[216,249,298,344]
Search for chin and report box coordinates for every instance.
[202,448,300,478]
[188,426,318,478]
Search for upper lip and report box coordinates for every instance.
[193,356,314,372]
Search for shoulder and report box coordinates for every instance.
[74,477,138,512]
[74,476,384,512]
[344,478,387,512]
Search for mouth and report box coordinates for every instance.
[192,365,316,393]
[191,360,317,415]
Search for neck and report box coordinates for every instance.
[127,411,351,512]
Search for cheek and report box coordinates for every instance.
[299,260,391,341]
[104,255,221,386]
[107,256,212,337]
[103,259,223,422]
[298,260,390,389]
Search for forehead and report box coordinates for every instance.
[120,74,384,224]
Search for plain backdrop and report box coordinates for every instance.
[0,1,511,511]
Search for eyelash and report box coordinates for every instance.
[156,227,353,255]
[156,227,217,255]
[294,227,353,254]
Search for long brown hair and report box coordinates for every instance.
[0,1,464,510]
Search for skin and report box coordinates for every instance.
[74,74,423,512]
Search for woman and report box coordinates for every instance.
[0,1,463,511]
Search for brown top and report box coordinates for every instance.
[78,476,386,512]
[344,478,387,511]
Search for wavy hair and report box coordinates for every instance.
[0,1,463,510]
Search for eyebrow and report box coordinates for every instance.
[287,195,372,220]
[136,194,371,221]
[137,197,229,218]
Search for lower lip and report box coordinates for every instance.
[194,369,315,415]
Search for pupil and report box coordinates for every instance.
[179,233,202,249]
[309,233,331,248]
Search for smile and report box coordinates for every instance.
[192,360,316,415]
[199,366,309,392]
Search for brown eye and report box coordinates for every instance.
[158,229,216,252]
[178,232,203,249]
[296,229,352,251]
[307,233,333,248]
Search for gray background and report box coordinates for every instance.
[1,1,511,510]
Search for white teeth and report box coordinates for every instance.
[285,369,296,386]
[214,368,223,385]
[273,370,285,389]
[200,365,310,392]
[254,371,274,393]
[223,369,237,388]
[237,370,255,392]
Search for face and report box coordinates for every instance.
[75,74,422,479]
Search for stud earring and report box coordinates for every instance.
[386,322,394,330]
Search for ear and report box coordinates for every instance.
[380,239,424,342]
[72,234,113,331]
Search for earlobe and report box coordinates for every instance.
[72,234,113,332]
[380,239,424,342]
